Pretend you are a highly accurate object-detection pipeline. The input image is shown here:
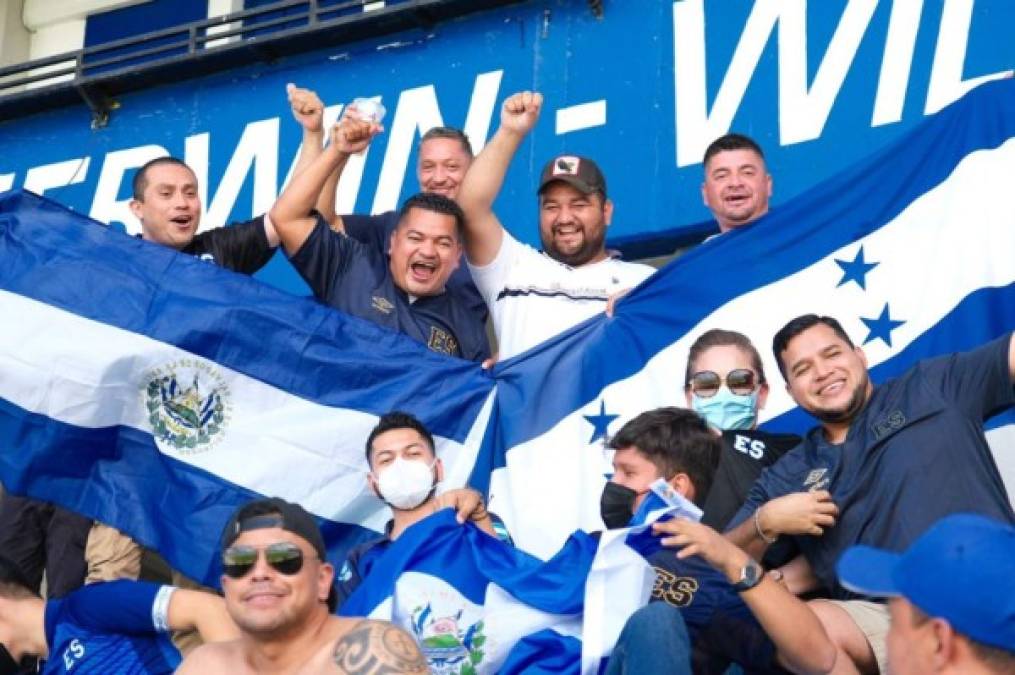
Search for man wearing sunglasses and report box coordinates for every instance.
[0,555,237,674]
[336,412,502,605]
[725,315,1015,675]
[177,497,427,674]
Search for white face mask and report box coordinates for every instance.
[374,456,437,510]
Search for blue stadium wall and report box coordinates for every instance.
[1,0,1012,296]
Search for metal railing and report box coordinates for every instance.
[0,0,523,124]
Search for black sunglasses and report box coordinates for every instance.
[689,369,758,397]
[222,542,307,578]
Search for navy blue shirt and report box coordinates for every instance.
[343,211,488,327]
[288,213,490,362]
[43,581,179,674]
[730,334,1015,598]
[648,552,780,673]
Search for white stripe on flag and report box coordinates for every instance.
[493,137,1015,559]
[0,289,491,530]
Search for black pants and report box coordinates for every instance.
[0,493,91,598]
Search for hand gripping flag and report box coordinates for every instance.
[338,508,658,675]
[0,78,1013,589]
[0,191,497,584]
[473,78,1015,558]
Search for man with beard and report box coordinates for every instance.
[270,115,489,362]
[725,314,1015,674]
[456,91,656,359]
[700,133,772,236]
[176,498,427,674]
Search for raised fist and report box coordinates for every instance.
[287,83,324,133]
[500,91,543,136]
[328,116,381,156]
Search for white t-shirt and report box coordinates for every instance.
[468,231,656,359]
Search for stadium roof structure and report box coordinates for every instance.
[0,0,535,125]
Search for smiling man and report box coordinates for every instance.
[456,91,656,359]
[176,498,427,675]
[725,314,1015,675]
[269,115,489,361]
[700,133,773,236]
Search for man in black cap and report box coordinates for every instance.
[456,90,655,360]
[177,498,426,674]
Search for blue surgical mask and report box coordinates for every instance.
[692,387,758,431]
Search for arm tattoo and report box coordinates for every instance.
[333,620,430,674]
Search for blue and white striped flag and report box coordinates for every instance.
[0,191,496,584]
[473,78,1015,559]
[337,508,660,674]
[0,76,1012,596]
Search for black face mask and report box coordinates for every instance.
[0,644,21,675]
[600,482,639,529]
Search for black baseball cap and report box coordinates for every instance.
[221,498,337,611]
[538,155,607,197]
[221,497,326,559]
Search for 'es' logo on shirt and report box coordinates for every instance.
[803,468,830,492]
[427,327,459,356]
[652,568,699,607]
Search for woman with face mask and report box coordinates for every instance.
[682,330,800,547]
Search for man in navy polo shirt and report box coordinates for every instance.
[270,117,489,362]
[726,314,1015,674]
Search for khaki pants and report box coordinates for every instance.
[85,522,142,582]
[827,599,891,674]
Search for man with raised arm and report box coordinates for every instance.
[455,91,655,359]
[270,115,489,362]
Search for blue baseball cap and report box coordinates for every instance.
[837,513,1015,651]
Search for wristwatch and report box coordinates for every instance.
[732,560,764,592]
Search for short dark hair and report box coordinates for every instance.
[608,407,720,506]
[0,556,38,600]
[703,133,765,168]
[132,156,195,201]
[365,411,436,466]
[772,314,855,379]
[397,192,466,241]
[685,329,767,387]
[420,126,474,156]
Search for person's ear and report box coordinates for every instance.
[669,472,695,503]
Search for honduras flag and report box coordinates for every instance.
[473,78,1015,559]
[0,189,497,585]
[338,508,662,675]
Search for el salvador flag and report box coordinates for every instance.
[0,75,1012,604]
[0,191,497,584]
[338,508,665,675]
[473,78,1015,559]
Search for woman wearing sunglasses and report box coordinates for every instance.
[683,329,800,537]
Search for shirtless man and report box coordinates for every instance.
[177,497,427,674]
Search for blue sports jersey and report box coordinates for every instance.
[43,581,179,674]
[730,334,1015,599]
[289,213,489,362]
